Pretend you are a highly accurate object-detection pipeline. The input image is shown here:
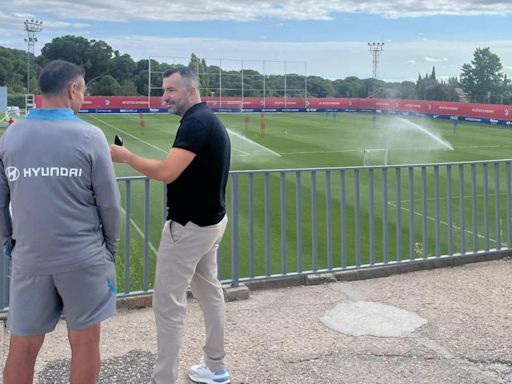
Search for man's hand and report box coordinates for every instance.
[110,144,132,163]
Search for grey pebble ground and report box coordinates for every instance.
[2,258,512,383]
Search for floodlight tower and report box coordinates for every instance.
[368,42,384,79]
[24,19,43,94]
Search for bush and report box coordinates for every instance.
[7,94,26,108]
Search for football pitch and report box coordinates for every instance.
[82,112,512,291]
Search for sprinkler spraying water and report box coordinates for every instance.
[364,116,454,165]
[396,117,453,150]
[374,117,454,151]
[227,128,281,157]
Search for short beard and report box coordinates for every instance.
[167,105,181,116]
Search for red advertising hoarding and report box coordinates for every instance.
[34,96,511,124]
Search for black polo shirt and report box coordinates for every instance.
[166,102,231,226]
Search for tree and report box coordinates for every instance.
[306,76,334,98]
[265,75,285,97]
[416,75,438,100]
[0,46,32,92]
[119,80,139,96]
[132,59,150,96]
[239,69,263,97]
[1,38,506,103]
[110,52,136,84]
[188,54,209,95]
[40,36,113,83]
[398,81,417,99]
[220,70,242,97]
[92,75,121,96]
[285,74,307,98]
[364,78,386,97]
[414,67,459,102]
[343,76,366,97]
[502,77,512,104]
[460,47,510,103]
[86,39,114,81]
[332,79,350,97]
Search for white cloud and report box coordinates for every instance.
[424,57,449,62]
[0,10,90,51]
[3,1,512,22]
[2,1,512,81]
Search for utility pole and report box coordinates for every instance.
[368,42,384,79]
[24,19,43,94]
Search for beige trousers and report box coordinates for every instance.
[152,215,228,384]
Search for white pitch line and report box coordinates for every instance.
[93,116,268,159]
[281,145,512,156]
[226,127,281,157]
[280,149,364,155]
[456,145,512,149]
[121,207,158,256]
[89,115,168,154]
[232,147,251,156]
[387,201,506,246]
[391,192,507,206]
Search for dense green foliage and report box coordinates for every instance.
[2,35,512,104]
[460,47,512,104]
[0,46,28,93]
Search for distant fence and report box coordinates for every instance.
[2,160,512,311]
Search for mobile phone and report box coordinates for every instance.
[114,134,123,146]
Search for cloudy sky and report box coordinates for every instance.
[1,1,512,82]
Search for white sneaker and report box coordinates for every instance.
[188,360,230,384]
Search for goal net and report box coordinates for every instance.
[363,148,389,166]
[147,56,307,108]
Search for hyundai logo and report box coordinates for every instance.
[5,167,20,182]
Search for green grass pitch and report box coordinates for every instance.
[82,112,512,291]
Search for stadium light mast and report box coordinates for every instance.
[368,42,384,79]
[24,19,43,94]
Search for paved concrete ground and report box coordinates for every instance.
[2,258,512,383]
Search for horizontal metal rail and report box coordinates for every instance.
[2,159,511,311]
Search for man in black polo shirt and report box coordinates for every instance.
[111,67,231,384]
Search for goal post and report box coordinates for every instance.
[363,148,389,166]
